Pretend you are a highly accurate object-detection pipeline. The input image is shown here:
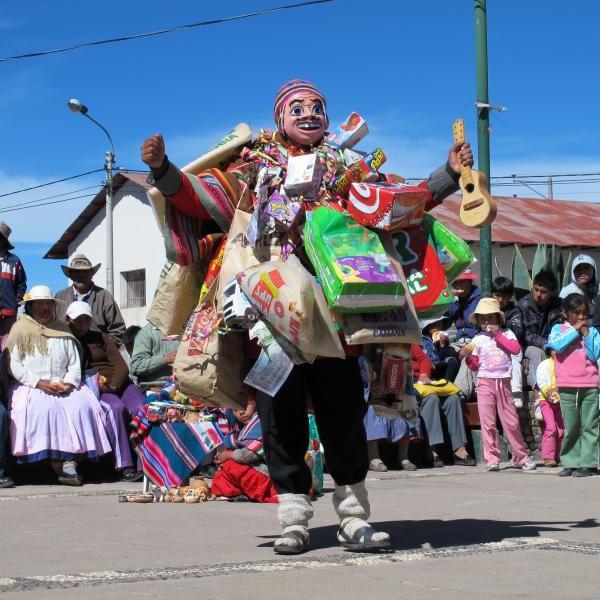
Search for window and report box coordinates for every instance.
[121,269,146,308]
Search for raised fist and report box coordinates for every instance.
[141,134,166,169]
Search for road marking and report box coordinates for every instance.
[3,537,599,594]
[0,490,134,502]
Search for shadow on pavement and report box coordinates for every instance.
[257,517,598,552]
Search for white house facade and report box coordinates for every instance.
[45,172,165,327]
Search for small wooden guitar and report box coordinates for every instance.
[452,119,497,228]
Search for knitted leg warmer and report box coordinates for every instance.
[274,493,313,555]
[333,481,390,550]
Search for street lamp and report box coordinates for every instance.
[67,98,116,295]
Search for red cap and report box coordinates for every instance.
[453,268,478,281]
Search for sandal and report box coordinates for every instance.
[337,520,391,551]
[274,528,309,555]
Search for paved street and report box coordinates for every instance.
[1,465,600,599]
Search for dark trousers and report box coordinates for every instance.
[257,357,368,495]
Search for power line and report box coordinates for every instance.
[0,169,104,198]
[0,0,333,63]
[493,172,600,179]
[0,185,102,210]
[0,194,96,214]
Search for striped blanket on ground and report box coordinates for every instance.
[130,404,224,488]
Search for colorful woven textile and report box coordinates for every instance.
[164,201,204,266]
[130,404,223,488]
[184,169,237,233]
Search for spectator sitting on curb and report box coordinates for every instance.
[420,316,460,382]
[413,344,476,468]
[359,355,418,474]
[55,255,126,347]
[129,323,180,392]
[445,269,481,400]
[559,254,598,302]
[66,301,145,483]
[517,270,562,389]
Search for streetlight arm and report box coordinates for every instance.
[83,113,115,158]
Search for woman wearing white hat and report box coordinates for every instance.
[5,285,111,485]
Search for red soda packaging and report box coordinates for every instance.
[383,353,407,395]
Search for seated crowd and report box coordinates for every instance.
[1,247,599,493]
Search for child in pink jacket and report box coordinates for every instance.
[460,298,536,471]
[546,293,600,477]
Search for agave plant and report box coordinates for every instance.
[510,242,567,300]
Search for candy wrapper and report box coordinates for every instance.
[326,112,369,149]
[283,153,323,200]
[304,206,405,313]
[331,148,387,196]
[423,214,474,284]
[237,254,344,359]
[263,190,304,231]
[346,182,427,231]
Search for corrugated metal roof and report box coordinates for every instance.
[431,194,600,247]
[44,172,152,259]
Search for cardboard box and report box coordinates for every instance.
[326,112,369,149]
[346,182,427,231]
[283,153,323,200]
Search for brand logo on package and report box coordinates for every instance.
[251,270,285,314]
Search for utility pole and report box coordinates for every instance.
[474,0,492,297]
[105,150,115,295]
[547,176,554,200]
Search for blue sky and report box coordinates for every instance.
[1,0,599,292]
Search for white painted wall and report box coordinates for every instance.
[66,183,165,327]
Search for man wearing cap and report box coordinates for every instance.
[66,300,144,482]
[0,220,27,350]
[55,254,126,347]
[444,269,481,400]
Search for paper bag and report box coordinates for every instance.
[147,261,203,336]
[217,209,283,311]
[173,285,246,410]
[238,255,344,359]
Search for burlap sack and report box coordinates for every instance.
[146,261,203,336]
[238,255,344,359]
[217,209,283,312]
[173,284,246,410]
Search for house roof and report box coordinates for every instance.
[430,194,600,247]
[44,172,152,259]
[45,171,600,260]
